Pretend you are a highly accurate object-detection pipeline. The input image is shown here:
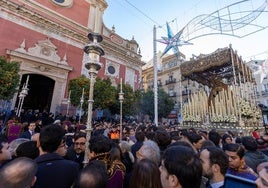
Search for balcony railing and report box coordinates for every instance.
[166,78,176,85]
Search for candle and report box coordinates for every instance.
[25,75,29,87]
[120,78,122,92]
[69,90,71,99]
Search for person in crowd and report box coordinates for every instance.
[33,125,79,188]
[257,161,268,174]
[131,131,145,160]
[119,141,134,188]
[160,145,203,188]
[0,157,37,188]
[15,140,39,159]
[208,130,222,148]
[9,138,29,158]
[154,129,171,156]
[56,136,68,157]
[0,134,12,168]
[241,136,268,173]
[200,140,216,151]
[252,129,260,139]
[136,140,161,166]
[187,132,204,153]
[19,121,36,140]
[199,146,229,188]
[73,160,108,188]
[109,125,120,143]
[65,131,86,169]
[89,135,126,188]
[222,133,233,151]
[225,143,258,181]
[256,165,268,188]
[128,127,137,143]
[130,158,162,188]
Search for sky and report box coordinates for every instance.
[103,0,268,62]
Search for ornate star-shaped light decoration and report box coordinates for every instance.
[157,23,192,57]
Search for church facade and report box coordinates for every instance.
[0,0,144,115]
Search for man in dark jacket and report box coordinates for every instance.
[242,136,268,173]
[33,125,79,188]
[65,131,86,169]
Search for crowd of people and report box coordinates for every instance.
[1,116,268,188]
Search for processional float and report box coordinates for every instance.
[181,46,262,131]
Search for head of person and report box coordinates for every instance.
[28,122,36,132]
[15,141,39,159]
[73,132,86,154]
[208,131,222,147]
[160,145,202,188]
[135,131,145,142]
[9,138,30,157]
[241,136,258,152]
[73,160,108,188]
[187,132,204,151]
[136,140,161,166]
[89,135,113,159]
[199,146,229,179]
[222,134,232,145]
[56,136,68,157]
[154,129,171,151]
[39,124,65,153]
[0,134,11,163]
[0,157,37,188]
[130,158,162,188]
[224,143,245,170]
[256,166,268,188]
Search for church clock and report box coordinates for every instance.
[51,0,73,7]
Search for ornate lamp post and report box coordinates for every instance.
[79,88,84,124]
[119,78,124,142]
[83,32,104,165]
[16,75,29,117]
[66,90,71,116]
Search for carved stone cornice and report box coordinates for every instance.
[1,0,88,43]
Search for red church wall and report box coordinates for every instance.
[22,0,90,28]
[0,19,84,82]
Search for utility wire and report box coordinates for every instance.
[123,0,162,27]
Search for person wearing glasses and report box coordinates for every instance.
[33,125,79,188]
[65,131,86,169]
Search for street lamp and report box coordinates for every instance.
[83,32,104,165]
[119,78,124,142]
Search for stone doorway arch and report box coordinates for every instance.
[17,74,55,113]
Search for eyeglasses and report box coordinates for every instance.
[58,143,67,148]
[74,142,86,146]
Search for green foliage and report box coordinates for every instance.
[69,75,90,108]
[94,78,117,109]
[109,83,139,115]
[139,89,175,118]
[68,76,117,110]
[0,56,20,100]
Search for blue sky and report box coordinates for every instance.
[103,0,268,62]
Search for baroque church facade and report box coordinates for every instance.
[0,0,144,115]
